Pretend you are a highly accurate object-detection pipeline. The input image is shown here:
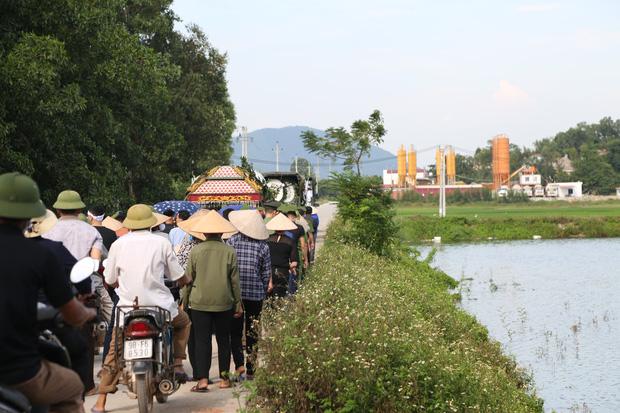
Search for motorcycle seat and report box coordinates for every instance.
[124,308,167,329]
[0,385,31,412]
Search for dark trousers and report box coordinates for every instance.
[53,326,90,396]
[271,267,289,298]
[190,309,232,380]
[230,299,263,375]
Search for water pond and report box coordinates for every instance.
[420,238,620,413]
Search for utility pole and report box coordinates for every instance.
[438,146,447,218]
[315,156,320,195]
[238,126,249,158]
[273,141,282,172]
[294,156,298,173]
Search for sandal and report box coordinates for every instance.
[190,384,209,393]
[174,371,189,383]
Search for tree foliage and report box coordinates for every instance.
[301,110,385,175]
[289,157,314,178]
[0,0,235,209]
[330,172,397,256]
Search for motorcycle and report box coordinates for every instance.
[112,300,179,413]
[0,257,100,413]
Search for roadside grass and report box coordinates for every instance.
[395,200,620,219]
[249,239,544,412]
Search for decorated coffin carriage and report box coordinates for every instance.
[185,165,263,208]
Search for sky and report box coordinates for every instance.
[172,0,620,164]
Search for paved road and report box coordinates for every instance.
[84,203,337,413]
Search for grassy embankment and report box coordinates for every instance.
[248,235,544,412]
[396,201,620,243]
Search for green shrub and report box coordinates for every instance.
[397,215,620,244]
[249,243,543,412]
[332,173,398,256]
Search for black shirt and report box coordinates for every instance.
[267,233,297,269]
[95,226,117,252]
[0,225,74,385]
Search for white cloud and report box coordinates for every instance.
[517,3,560,13]
[493,80,529,103]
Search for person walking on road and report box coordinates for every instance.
[43,189,113,395]
[92,204,192,413]
[265,213,299,297]
[183,210,242,391]
[226,210,272,379]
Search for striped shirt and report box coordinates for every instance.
[227,233,272,301]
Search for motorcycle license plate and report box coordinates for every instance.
[124,339,153,360]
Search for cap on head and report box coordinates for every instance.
[0,172,46,219]
[123,204,157,230]
[53,190,86,210]
[263,200,281,210]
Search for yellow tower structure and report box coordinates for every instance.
[397,145,407,187]
[435,147,444,185]
[407,145,416,187]
[492,135,510,189]
[446,146,456,184]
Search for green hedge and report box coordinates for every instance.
[398,215,620,244]
[248,241,543,412]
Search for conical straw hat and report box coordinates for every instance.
[25,209,58,238]
[265,212,297,232]
[178,210,209,240]
[153,212,169,228]
[102,216,123,232]
[183,209,237,234]
[228,210,269,240]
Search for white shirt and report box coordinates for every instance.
[104,230,184,321]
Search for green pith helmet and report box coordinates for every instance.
[277,204,299,216]
[123,204,157,230]
[0,172,47,219]
[53,190,86,210]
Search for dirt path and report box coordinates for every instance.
[84,203,338,413]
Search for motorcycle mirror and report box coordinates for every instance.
[70,257,99,284]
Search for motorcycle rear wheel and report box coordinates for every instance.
[135,375,153,413]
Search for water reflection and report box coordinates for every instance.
[420,239,620,413]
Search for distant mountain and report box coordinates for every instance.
[231,126,395,177]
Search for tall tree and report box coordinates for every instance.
[0,0,235,209]
[289,157,314,177]
[301,110,386,175]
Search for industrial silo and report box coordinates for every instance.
[492,135,510,189]
[397,145,406,188]
[446,146,456,184]
[407,145,416,186]
[435,147,444,185]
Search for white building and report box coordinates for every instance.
[520,174,541,186]
[548,182,583,198]
[382,168,429,187]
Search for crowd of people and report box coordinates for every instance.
[0,172,319,413]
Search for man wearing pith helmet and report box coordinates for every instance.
[0,172,96,413]
[93,204,192,412]
[43,188,112,395]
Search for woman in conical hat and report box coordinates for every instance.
[265,213,299,298]
[182,210,242,391]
